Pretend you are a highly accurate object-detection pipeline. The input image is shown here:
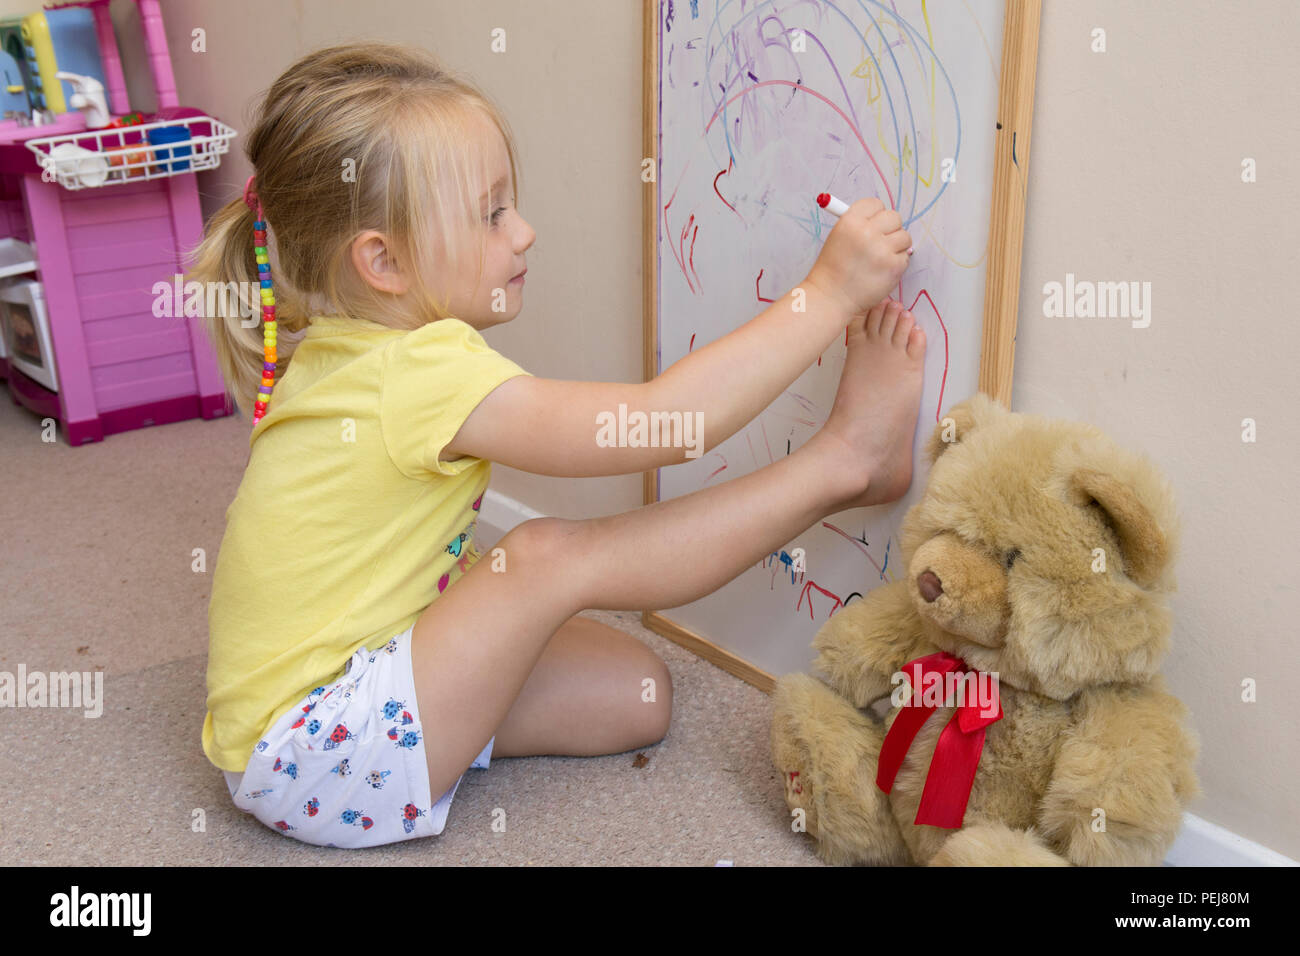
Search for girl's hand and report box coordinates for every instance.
[804,198,912,321]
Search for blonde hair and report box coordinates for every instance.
[186,41,522,419]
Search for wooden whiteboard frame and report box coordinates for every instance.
[639,0,1041,692]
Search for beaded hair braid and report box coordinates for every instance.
[242,173,278,425]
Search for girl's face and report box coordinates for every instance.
[431,114,535,332]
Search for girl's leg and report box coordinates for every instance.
[410,431,860,800]
[489,612,673,759]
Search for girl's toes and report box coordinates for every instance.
[876,299,903,339]
[864,298,890,337]
[891,309,915,347]
[906,325,926,360]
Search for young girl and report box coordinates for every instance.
[191,42,925,849]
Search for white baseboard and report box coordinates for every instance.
[1166,813,1297,867]
[476,487,548,554]
[477,491,1299,868]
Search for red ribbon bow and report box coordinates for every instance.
[876,651,1003,828]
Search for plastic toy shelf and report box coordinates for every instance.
[22,114,236,190]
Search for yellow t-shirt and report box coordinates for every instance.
[202,313,532,772]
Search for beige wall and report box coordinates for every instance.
[1017,1,1298,861]
[13,0,1295,859]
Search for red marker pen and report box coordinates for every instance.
[817,192,914,255]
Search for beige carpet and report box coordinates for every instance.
[0,391,822,866]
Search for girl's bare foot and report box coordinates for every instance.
[819,299,926,509]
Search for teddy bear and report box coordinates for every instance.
[770,391,1200,865]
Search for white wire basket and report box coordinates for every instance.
[24,115,237,191]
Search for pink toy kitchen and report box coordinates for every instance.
[0,0,236,445]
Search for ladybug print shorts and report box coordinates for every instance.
[222,623,494,848]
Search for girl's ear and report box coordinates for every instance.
[350,231,409,294]
[924,391,1007,466]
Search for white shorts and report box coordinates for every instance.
[222,624,494,848]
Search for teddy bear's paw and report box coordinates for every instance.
[780,769,819,836]
[771,675,827,838]
[772,738,821,838]
[770,673,915,865]
[928,823,1072,866]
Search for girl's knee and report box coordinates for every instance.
[495,517,586,592]
[499,516,561,561]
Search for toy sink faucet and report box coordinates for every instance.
[55,70,108,128]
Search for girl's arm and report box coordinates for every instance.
[447,200,909,477]
[442,281,849,479]
[447,282,847,481]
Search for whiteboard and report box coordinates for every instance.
[653,0,1008,678]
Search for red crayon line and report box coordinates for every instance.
[688,223,700,291]
[662,193,684,292]
[904,288,949,421]
[797,579,843,621]
[713,156,739,216]
[671,206,696,295]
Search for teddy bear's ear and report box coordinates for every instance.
[1068,461,1179,590]
[924,391,1008,466]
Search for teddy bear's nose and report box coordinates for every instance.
[917,570,944,602]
